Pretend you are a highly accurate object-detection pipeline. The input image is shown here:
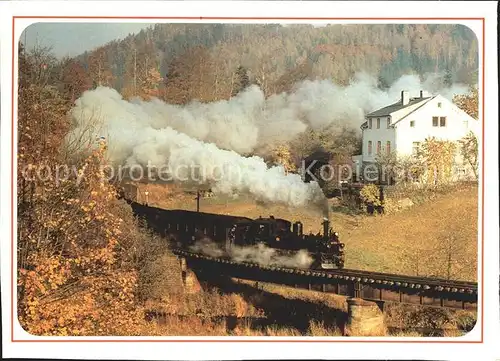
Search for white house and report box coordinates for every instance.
[353,90,479,181]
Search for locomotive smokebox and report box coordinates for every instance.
[322,217,330,239]
[293,221,303,236]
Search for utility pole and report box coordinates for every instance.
[195,190,200,212]
[144,188,149,206]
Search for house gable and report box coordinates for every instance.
[392,94,478,132]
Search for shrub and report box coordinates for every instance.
[359,184,382,214]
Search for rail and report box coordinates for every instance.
[173,248,478,310]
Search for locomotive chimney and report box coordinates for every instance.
[322,217,329,239]
[293,221,303,236]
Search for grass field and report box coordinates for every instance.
[136,182,478,282]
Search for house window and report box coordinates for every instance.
[412,142,420,155]
[438,102,442,108]
[387,118,391,128]
[377,141,381,155]
[386,141,391,155]
[368,141,372,155]
[433,116,446,127]
[410,120,415,128]
[377,118,380,129]
[369,119,372,129]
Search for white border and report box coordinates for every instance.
[1,1,498,360]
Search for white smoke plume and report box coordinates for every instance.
[189,238,225,258]
[67,90,328,210]
[66,72,470,210]
[69,72,470,155]
[189,238,314,269]
[230,244,314,269]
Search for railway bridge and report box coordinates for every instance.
[173,248,478,311]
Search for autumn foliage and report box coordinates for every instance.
[359,184,383,208]
[417,138,457,185]
[269,143,297,174]
[17,141,145,335]
[17,44,148,336]
[453,86,479,120]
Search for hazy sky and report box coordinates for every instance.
[21,22,153,58]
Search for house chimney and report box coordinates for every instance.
[401,90,410,106]
[420,90,429,98]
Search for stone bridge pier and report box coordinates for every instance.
[343,298,387,336]
[179,257,202,294]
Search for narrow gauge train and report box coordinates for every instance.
[128,201,345,270]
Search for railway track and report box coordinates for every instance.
[173,248,478,309]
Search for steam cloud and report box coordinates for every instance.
[70,72,470,155]
[67,89,327,210]
[67,72,469,210]
[189,238,314,269]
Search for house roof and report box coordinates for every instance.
[391,95,438,126]
[361,95,436,129]
[366,96,431,117]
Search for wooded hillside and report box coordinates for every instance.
[66,23,478,103]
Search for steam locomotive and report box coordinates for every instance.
[128,201,345,270]
[228,216,345,269]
